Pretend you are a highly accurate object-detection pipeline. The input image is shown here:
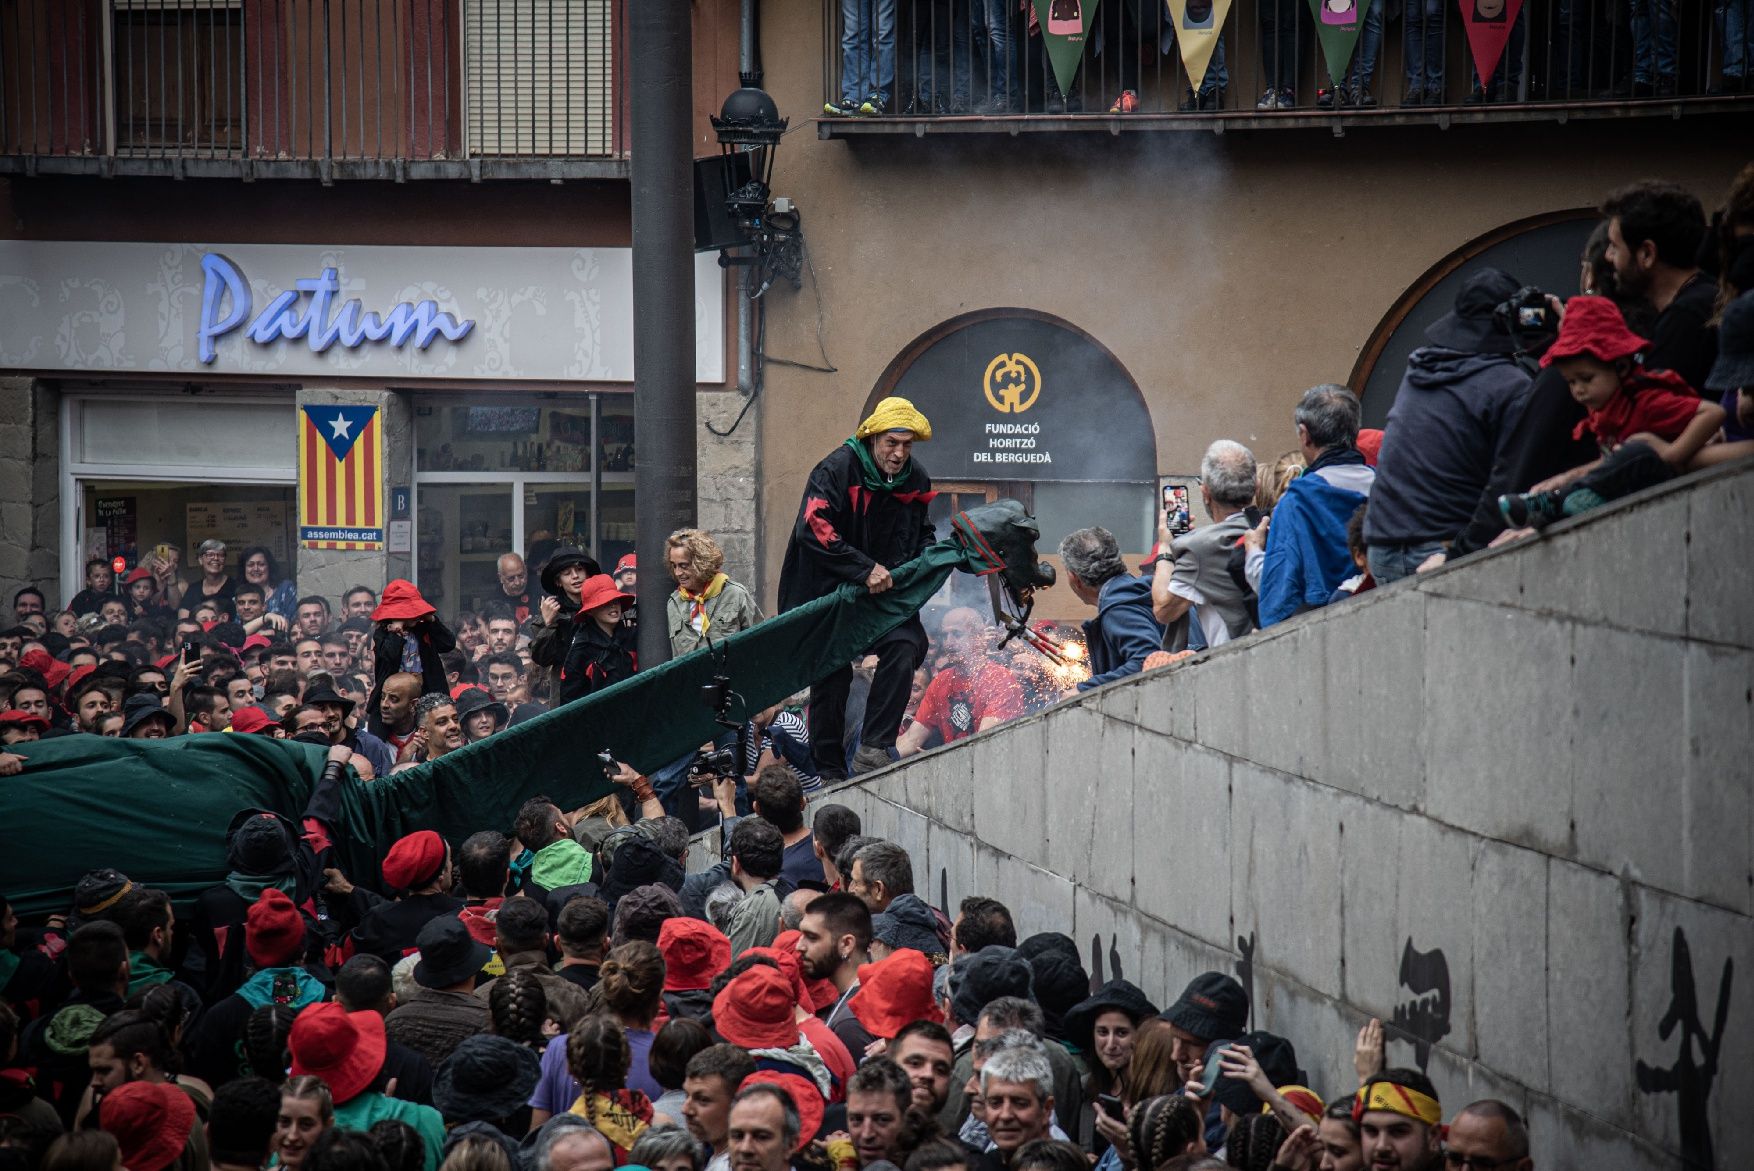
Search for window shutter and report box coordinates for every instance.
[464,0,614,156]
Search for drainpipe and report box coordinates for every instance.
[736,0,762,397]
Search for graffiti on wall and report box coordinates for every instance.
[1636,926,1732,1171]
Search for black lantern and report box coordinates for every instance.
[711,86,787,227]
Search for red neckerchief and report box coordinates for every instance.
[1571,368,1695,444]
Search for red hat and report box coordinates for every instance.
[850,949,942,1040]
[659,917,732,992]
[740,1070,825,1151]
[246,888,306,967]
[0,709,48,733]
[712,966,800,1049]
[382,830,447,892]
[1541,294,1650,368]
[154,653,179,670]
[743,945,811,1011]
[19,649,70,690]
[124,566,157,588]
[65,663,97,694]
[228,705,275,735]
[288,1002,388,1104]
[100,1081,196,1171]
[774,930,841,1012]
[614,553,637,574]
[242,633,273,652]
[372,579,437,623]
[575,575,635,615]
[1356,428,1384,467]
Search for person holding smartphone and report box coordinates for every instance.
[1149,441,1262,653]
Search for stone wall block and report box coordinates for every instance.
[1231,763,1344,994]
[1132,738,1231,950]
[1685,467,1754,651]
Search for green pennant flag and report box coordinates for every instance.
[1306,0,1368,83]
[1032,0,1100,99]
[0,517,1027,917]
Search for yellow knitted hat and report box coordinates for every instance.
[855,396,932,441]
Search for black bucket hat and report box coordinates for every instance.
[1064,979,1160,1055]
[119,694,177,738]
[1161,971,1249,1042]
[539,547,603,597]
[1424,267,1522,355]
[413,915,492,990]
[951,945,1035,1028]
[302,683,355,718]
[453,687,509,731]
[433,1035,542,1124]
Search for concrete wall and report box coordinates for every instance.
[0,378,60,608]
[826,457,1754,1171]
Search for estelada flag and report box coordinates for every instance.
[1164,0,1232,94]
[1457,0,1525,86]
[298,404,385,550]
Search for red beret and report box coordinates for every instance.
[246,888,306,968]
[382,830,447,892]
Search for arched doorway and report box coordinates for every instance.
[1351,210,1599,427]
[867,308,1159,565]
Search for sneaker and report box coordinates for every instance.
[1178,88,1200,111]
[850,745,894,775]
[1355,84,1375,107]
[1497,490,1564,530]
[857,96,884,116]
[824,97,858,116]
[1109,89,1140,113]
[1274,89,1296,108]
[902,94,946,115]
[1317,86,1339,109]
[1199,87,1223,110]
[1257,88,1281,110]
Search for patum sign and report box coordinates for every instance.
[197,252,475,364]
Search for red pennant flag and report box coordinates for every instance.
[1457,0,1524,85]
[213,925,230,958]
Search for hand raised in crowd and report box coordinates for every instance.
[865,563,893,594]
[609,761,642,787]
[396,730,426,764]
[322,867,354,896]
[1273,1124,1322,1171]
[539,595,561,625]
[0,751,25,777]
[1354,1017,1385,1083]
[1243,514,1271,553]
[1219,1042,1274,1100]
[326,743,353,767]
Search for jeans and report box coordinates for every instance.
[840,0,898,104]
[1471,9,1524,94]
[967,0,1013,108]
[1367,541,1446,586]
[915,0,971,104]
[1345,0,1384,91]
[1404,0,1446,94]
[1259,0,1302,92]
[1630,0,1677,83]
[1718,1,1748,77]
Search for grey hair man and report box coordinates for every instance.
[1246,384,1375,629]
[1058,527,1163,693]
[848,840,914,914]
[1150,439,1260,651]
[531,1115,616,1171]
[977,1041,1058,1162]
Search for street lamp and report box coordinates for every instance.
[711,86,788,229]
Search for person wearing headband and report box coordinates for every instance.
[1355,1069,1444,1171]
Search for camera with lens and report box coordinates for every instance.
[688,745,740,786]
[1494,285,1557,351]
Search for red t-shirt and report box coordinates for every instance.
[1573,370,1701,451]
[913,661,1024,744]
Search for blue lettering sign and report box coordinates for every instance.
[197,252,474,364]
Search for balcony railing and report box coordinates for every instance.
[0,0,625,180]
[819,0,1754,135]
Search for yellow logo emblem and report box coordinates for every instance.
[983,353,1042,414]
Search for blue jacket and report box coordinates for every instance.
[1259,462,1375,628]
[1077,574,1164,691]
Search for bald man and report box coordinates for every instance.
[496,553,533,623]
[370,671,426,759]
[896,607,1024,756]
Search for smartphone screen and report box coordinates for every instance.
[1163,485,1192,536]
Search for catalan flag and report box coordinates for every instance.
[298,404,385,550]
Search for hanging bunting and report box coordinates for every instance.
[1457,0,1525,86]
[1032,0,1100,99]
[1163,0,1233,95]
[1306,0,1368,83]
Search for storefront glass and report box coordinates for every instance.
[413,394,634,613]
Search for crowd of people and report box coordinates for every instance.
[0,164,1748,1171]
[828,0,1754,118]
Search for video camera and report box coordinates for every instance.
[688,744,741,787]
[1494,285,1559,357]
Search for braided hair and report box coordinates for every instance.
[489,969,550,1051]
[1126,1095,1205,1171]
[243,1003,299,1082]
[1223,1114,1287,1171]
[566,1014,631,1102]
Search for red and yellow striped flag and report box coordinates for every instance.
[298,404,385,550]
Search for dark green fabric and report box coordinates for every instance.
[0,536,987,919]
[126,951,174,995]
[844,436,912,491]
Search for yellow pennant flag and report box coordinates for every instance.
[1164,0,1233,93]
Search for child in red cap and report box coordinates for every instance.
[1498,295,1724,528]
